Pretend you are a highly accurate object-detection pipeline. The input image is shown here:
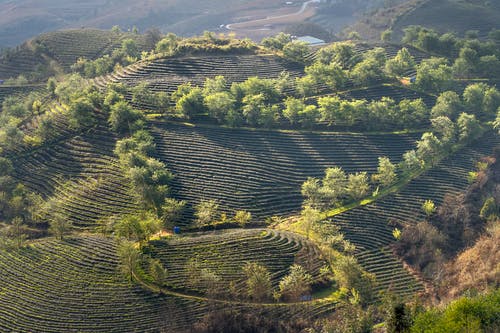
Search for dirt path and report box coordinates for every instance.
[226,0,320,30]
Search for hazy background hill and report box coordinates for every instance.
[0,0,394,48]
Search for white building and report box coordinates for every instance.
[295,35,326,46]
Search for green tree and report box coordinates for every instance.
[149,258,168,286]
[300,205,321,239]
[233,210,251,227]
[242,93,265,126]
[304,61,346,90]
[47,78,57,97]
[295,75,316,97]
[203,75,227,95]
[282,41,309,63]
[242,262,273,302]
[161,198,186,227]
[298,104,319,129]
[194,200,219,227]
[385,47,415,77]
[278,264,313,302]
[416,132,442,165]
[415,57,453,93]
[204,92,235,123]
[456,112,481,143]
[155,33,178,54]
[301,177,322,208]
[350,55,385,86]
[261,32,292,50]
[49,213,72,240]
[121,39,139,59]
[400,150,422,173]
[372,157,397,188]
[322,167,348,207]
[347,172,370,200]
[283,96,304,125]
[431,91,462,120]
[68,96,96,129]
[175,86,204,119]
[333,255,376,305]
[108,101,144,134]
[398,99,429,128]
[386,302,413,333]
[431,116,456,147]
[315,41,354,68]
[480,197,497,220]
[8,217,27,248]
[117,240,141,283]
[422,200,436,217]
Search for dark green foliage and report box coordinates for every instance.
[411,289,500,332]
[108,101,145,134]
[67,96,96,129]
[115,130,172,213]
[415,58,453,93]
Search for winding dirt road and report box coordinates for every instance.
[226,0,320,30]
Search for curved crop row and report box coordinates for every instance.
[328,131,500,295]
[12,126,138,229]
[0,235,337,332]
[150,122,419,221]
[149,228,326,295]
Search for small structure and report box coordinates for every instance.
[173,226,181,235]
[0,80,4,85]
[295,35,326,46]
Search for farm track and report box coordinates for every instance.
[149,228,326,294]
[0,234,338,332]
[150,121,419,222]
[330,131,500,297]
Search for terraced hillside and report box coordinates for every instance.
[329,131,500,297]
[11,126,139,230]
[149,228,327,295]
[0,235,338,332]
[150,122,420,221]
[0,236,200,332]
[0,29,150,80]
[391,0,500,40]
[35,29,150,70]
[0,84,45,105]
[96,53,304,101]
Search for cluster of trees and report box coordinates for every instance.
[185,259,314,303]
[402,26,500,79]
[169,72,433,130]
[302,157,397,210]
[383,288,500,333]
[71,38,143,78]
[0,92,46,149]
[193,199,252,228]
[71,32,258,79]
[0,157,45,249]
[114,130,172,214]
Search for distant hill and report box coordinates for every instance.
[344,0,500,41]
[0,29,152,81]
[391,0,500,40]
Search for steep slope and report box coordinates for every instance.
[0,234,337,332]
[391,0,500,40]
[0,29,151,81]
[150,122,419,221]
[329,131,500,297]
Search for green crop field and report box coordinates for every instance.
[1,5,500,329]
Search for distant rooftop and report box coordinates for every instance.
[295,36,326,46]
